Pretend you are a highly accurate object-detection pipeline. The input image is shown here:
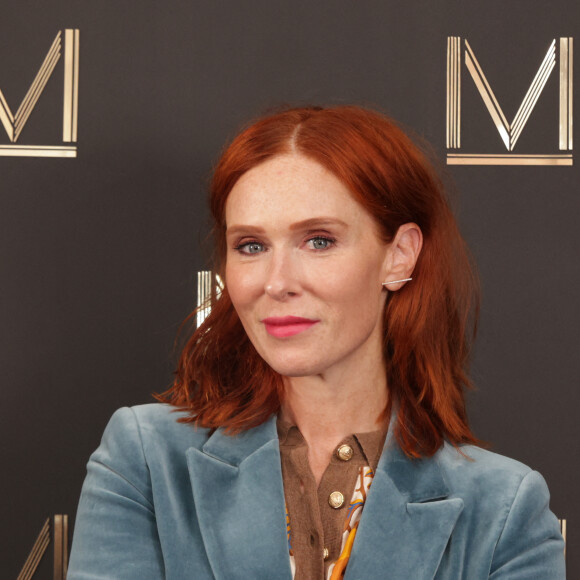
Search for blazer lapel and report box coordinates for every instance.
[345,431,464,580]
[186,416,292,580]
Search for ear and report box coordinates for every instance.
[382,223,423,291]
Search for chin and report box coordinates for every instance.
[260,354,326,378]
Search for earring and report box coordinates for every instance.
[382,278,412,286]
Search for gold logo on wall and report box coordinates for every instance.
[446,37,573,165]
[196,271,224,327]
[17,515,68,580]
[0,29,79,158]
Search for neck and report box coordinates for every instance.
[279,365,389,485]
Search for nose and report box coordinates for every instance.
[264,249,300,300]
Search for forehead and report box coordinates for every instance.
[225,154,367,227]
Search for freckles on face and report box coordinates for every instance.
[223,154,392,378]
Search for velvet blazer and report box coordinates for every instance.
[67,403,565,579]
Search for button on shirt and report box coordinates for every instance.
[277,419,387,580]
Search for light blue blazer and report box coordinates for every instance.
[67,404,565,579]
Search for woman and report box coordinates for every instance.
[68,106,565,579]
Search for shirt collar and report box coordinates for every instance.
[276,416,388,471]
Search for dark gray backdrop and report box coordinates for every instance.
[1,1,577,577]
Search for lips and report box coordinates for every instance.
[261,316,320,338]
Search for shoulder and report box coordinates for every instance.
[440,444,564,577]
[431,444,559,540]
[69,404,214,578]
[434,443,549,510]
[436,443,531,486]
[437,444,563,565]
[92,404,211,476]
[104,403,209,446]
[431,444,564,577]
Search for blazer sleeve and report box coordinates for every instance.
[67,407,165,579]
[489,470,565,579]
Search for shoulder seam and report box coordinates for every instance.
[91,458,156,511]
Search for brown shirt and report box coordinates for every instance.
[277,419,387,580]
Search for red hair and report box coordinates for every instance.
[158,106,480,457]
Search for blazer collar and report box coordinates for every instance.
[344,423,464,580]
[377,422,451,502]
[187,415,463,580]
[186,416,292,580]
[199,415,279,467]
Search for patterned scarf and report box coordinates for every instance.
[286,465,375,579]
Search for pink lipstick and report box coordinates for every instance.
[262,316,320,338]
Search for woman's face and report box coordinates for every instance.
[224,154,395,380]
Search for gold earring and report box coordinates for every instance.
[382,277,412,286]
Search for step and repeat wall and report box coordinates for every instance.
[1,1,577,577]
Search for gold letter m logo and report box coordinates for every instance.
[446,37,573,165]
[0,29,79,158]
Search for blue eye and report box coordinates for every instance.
[307,237,334,250]
[235,242,264,254]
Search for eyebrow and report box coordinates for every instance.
[289,217,349,231]
[226,217,349,237]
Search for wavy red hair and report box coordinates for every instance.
[158,106,480,457]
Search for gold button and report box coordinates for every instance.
[336,444,354,461]
[328,491,345,509]
[323,547,329,560]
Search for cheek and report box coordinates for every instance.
[225,264,258,312]
[322,260,385,322]
[323,258,383,301]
